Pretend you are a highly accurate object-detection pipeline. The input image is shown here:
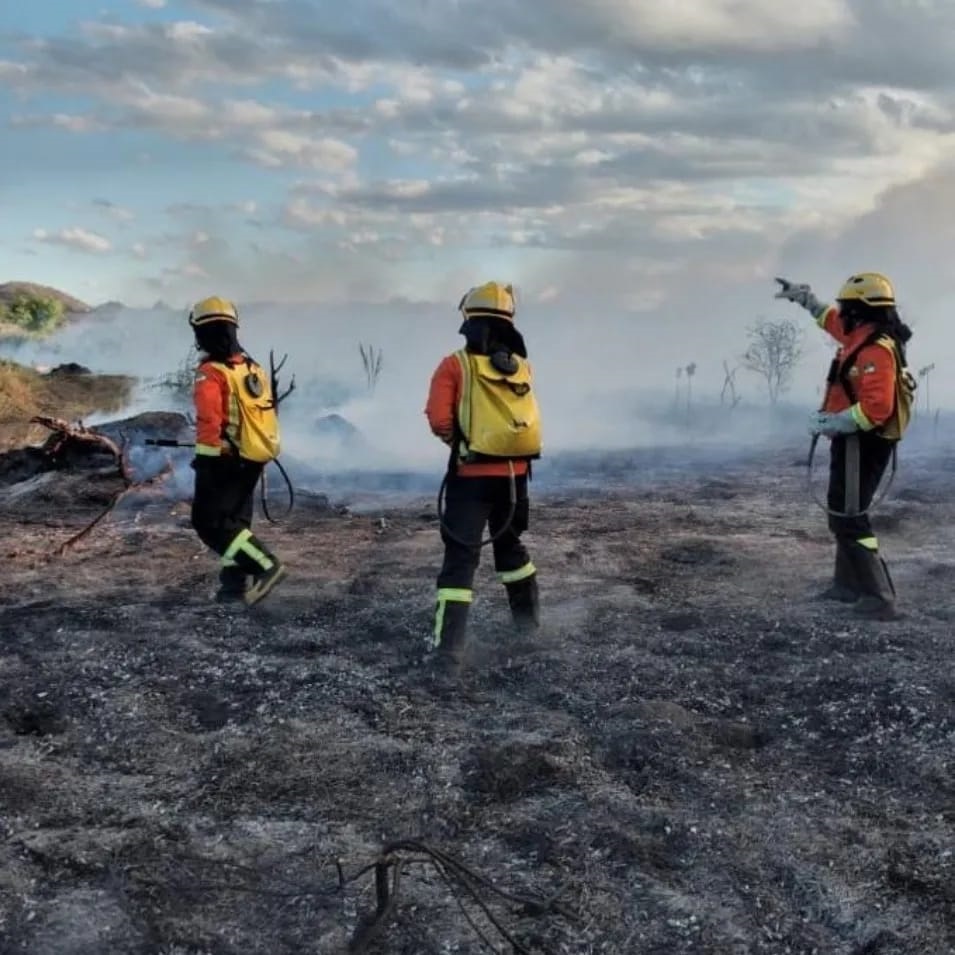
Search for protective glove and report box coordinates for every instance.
[808,409,858,437]
[775,277,823,315]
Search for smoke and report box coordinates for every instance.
[3,273,951,504]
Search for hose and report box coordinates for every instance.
[144,439,294,523]
[437,459,517,549]
[806,433,898,518]
[259,456,295,523]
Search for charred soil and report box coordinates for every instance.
[0,445,953,954]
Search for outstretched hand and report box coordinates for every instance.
[774,276,824,316]
[774,277,811,304]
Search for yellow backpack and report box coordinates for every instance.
[212,357,281,463]
[877,337,916,441]
[454,349,542,461]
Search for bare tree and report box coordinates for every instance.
[720,360,742,408]
[918,364,935,415]
[741,318,803,404]
[673,367,683,409]
[685,362,697,414]
[359,343,384,395]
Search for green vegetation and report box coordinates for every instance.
[0,292,67,336]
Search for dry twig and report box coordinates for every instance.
[29,416,173,556]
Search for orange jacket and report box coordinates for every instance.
[425,353,529,478]
[818,305,898,430]
[193,353,243,456]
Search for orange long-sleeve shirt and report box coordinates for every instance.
[818,305,898,430]
[193,354,242,456]
[425,353,529,478]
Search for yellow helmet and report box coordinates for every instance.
[458,281,516,322]
[188,296,239,328]
[836,272,895,307]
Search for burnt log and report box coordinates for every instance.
[24,416,173,555]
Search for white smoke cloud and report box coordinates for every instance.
[1,295,833,488]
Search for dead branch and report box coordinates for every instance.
[51,461,174,556]
[28,417,173,556]
[346,839,575,955]
[30,415,124,466]
[117,839,574,954]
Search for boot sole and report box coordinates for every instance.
[244,565,287,606]
[853,607,903,622]
[852,599,903,621]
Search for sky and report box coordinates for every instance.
[4,0,955,408]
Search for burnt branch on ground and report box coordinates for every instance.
[28,415,173,556]
[106,839,575,955]
[345,840,576,954]
[31,415,125,471]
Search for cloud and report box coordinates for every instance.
[777,162,955,315]
[180,0,851,72]
[32,228,112,254]
[6,6,953,195]
[3,0,955,358]
[242,130,357,171]
[8,112,105,133]
[93,199,135,223]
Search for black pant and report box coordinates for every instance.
[827,433,894,544]
[437,474,531,590]
[191,456,263,556]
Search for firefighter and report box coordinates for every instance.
[775,272,914,620]
[425,282,542,672]
[188,296,286,606]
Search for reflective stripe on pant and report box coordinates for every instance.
[223,528,275,573]
[497,562,536,584]
[437,473,532,591]
[434,587,472,643]
[827,432,894,544]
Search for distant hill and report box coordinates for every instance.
[0,282,91,314]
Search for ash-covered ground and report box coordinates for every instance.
[0,438,953,954]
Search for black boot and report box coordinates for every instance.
[816,541,858,603]
[433,596,471,677]
[215,564,247,603]
[229,531,287,606]
[505,574,540,634]
[846,542,900,620]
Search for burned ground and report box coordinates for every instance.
[0,442,953,955]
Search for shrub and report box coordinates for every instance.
[149,347,196,401]
[1,294,66,335]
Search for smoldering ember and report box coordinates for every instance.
[1,321,953,954]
